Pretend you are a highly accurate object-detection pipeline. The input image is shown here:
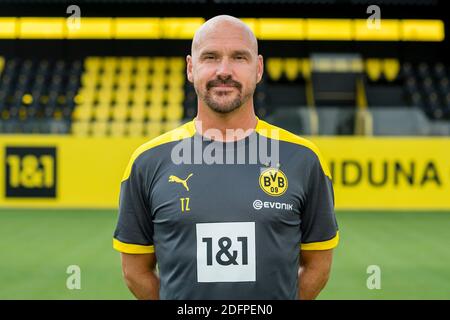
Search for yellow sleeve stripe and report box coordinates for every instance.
[113,238,155,254]
[300,232,339,251]
[255,118,332,180]
[121,120,196,182]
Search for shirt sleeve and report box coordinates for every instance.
[113,159,154,254]
[300,152,339,251]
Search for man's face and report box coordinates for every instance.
[187,25,263,114]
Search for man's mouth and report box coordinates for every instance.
[214,83,236,88]
[207,80,242,91]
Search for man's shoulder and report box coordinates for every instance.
[122,120,196,181]
[135,120,195,158]
[257,118,331,178]
[257,119,321,157]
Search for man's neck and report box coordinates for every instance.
[195,103,258,142]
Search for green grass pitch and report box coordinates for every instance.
[1,209,449,299]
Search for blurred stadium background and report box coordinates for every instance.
[0,0,449,299]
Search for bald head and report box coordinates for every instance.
[191,15,258,57]
[186,15,263,115]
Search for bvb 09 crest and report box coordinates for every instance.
[259,168,288,196]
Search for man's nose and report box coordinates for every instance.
[216,58,232,78]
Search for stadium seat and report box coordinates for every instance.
[111,106,129,121]
[145,121,163,138]
[382,59,400,82]
[148,105,164,121]
[163,120,181,132]
[72,121,90,136]
[366,59,382,81]
[110,121,126,137]
[370,107,431,135]
[284,58,301,81]
[0,56,4,74]
[127,121,144,137]
[165,104,184,121]
[168,57,184,73]
[265,107,314,135]
[92,121,108,137]
[93,105,111,121]
[317,107,356,135]
[130,105,146,121]
[266,58,283,81]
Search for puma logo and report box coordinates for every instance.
[168,173,193,191]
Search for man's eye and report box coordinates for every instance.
[205,55,215,60]
[235,56,246,60]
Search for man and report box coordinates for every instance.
[113,15,339,300]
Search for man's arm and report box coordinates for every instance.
[121,252,159,300]
[298,249,333,300]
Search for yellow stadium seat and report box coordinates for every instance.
[131,91,147,106]
[117,73,132,86]
[266,58,283,81]
[284,58,300,81]
[366,59,382,81]
[92,121,108,137]
[109,121,126,137]
[153,57,167,73]
[136,57,151,71]
[130,105,146,121]
[97,92,113,106]
[119,57,134,71]
[163,121,181,132]
[101,67,116,78]
[150,75,166,89]
[149,89,165,105]
[167,88,184,105]
[148,105,164,121]
[301,59,312,80]
[103,56,118,71]
[151,76,167,87]
[81,73,99,87]
[76,89,96,105]
[165,104,184,121]
[114,87,130,102]
[93,105,111,121]
[85,57,101,72]
[383,59,400,82]
[145,121,163,138]
[167,72,185,88]
[168,57,184,72]
[134,73,149,87]
[99,75,115,89]
[127,121,144,137]
[117,89,131,103]
[72,121,90,136]
[135,67,149,76]
[112,106,129,121]
[72,106,93,121]
[132,86,148,98]
[0,56,4,74]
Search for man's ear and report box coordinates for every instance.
[256,54,264,84]
[186,55,194,83]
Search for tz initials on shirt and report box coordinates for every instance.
[180,197,190,212]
